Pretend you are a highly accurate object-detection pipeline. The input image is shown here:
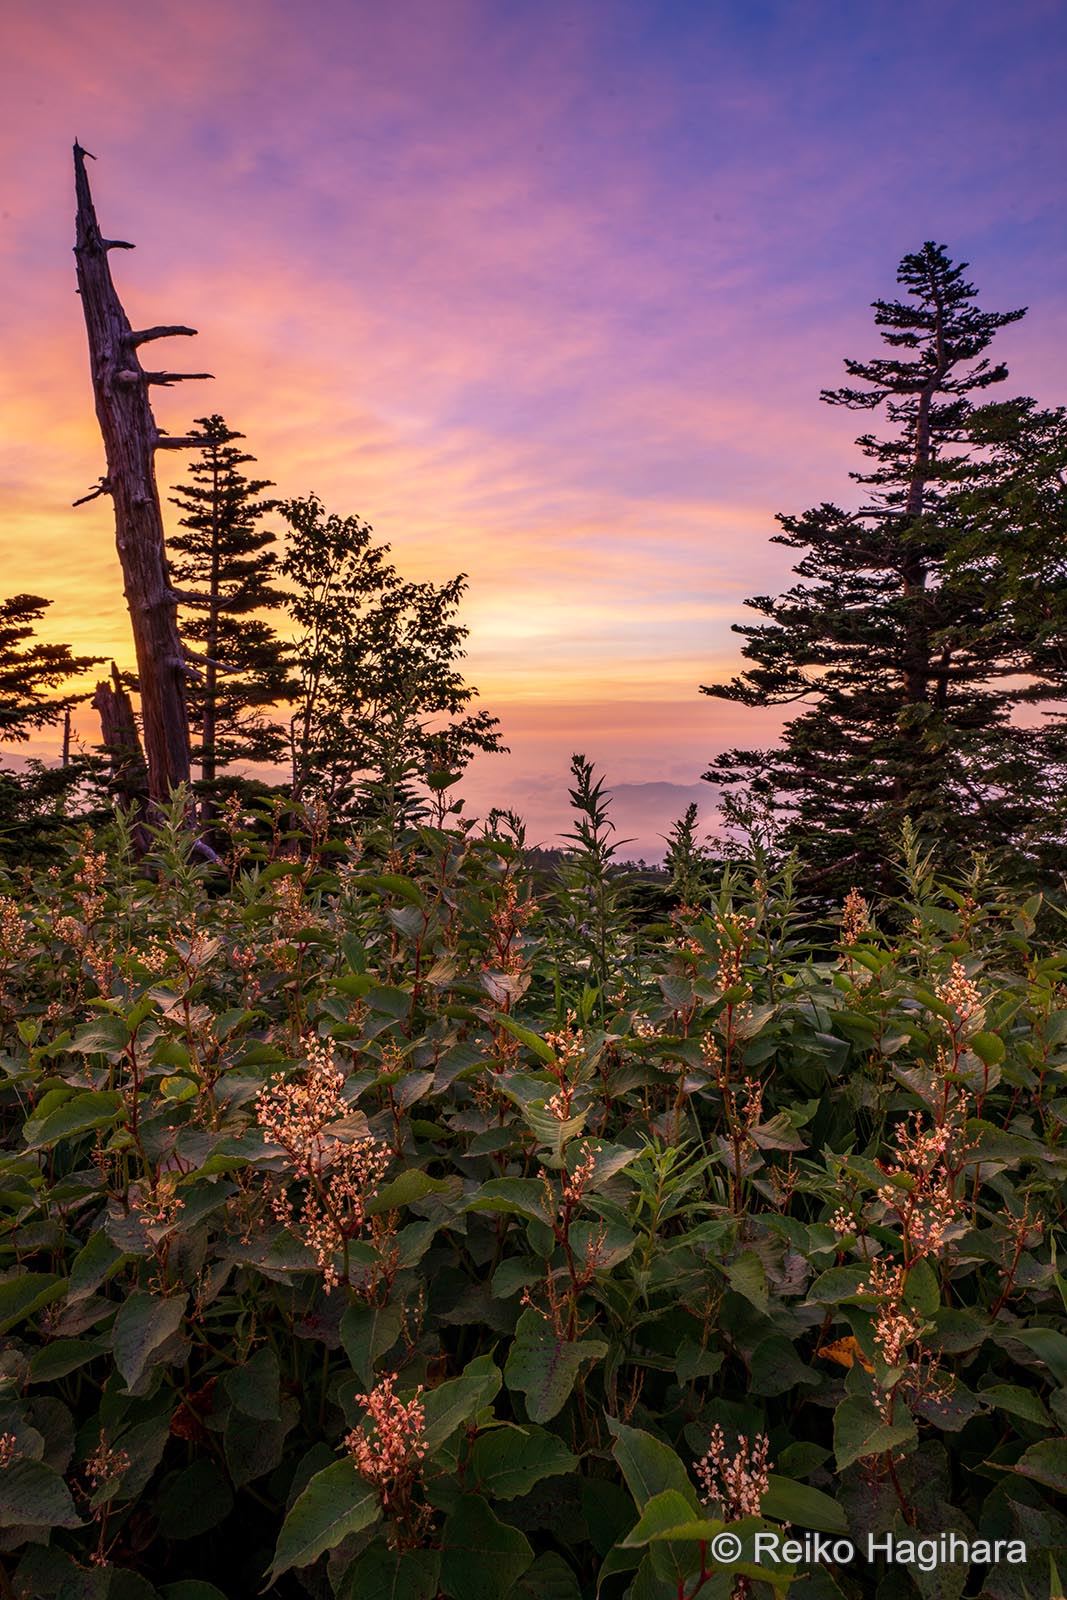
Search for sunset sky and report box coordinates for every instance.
[2,0,1065,857]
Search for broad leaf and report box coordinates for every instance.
[268,1458,379,1584]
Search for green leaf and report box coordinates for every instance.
[506,1552,582,1599]
[28,1338,104,1384]
[68,1232,127,1302]
[903,1255,940,1317]
[620,1489,699,1546]
[367,1168,450,1215]
[422,1353,502,1451]
[359,874,427,909]
[0,1272,66,1333]
[112,1290,187,1390]
[524,1101,589,1161]
[606,1417,700,1514]
[223,1346,281,1421]
[638,1517,794,1590]
[440,1494,534,1600]
[69,1015,132,1056]
[23,1089,125,1150]
[979,1384,1051,1426]
[224,1397,298,1490]
[585,1143,640,1189]
[1002,1326,1067,1387]
[161,1585,231,1600]
[469,1424,577,1499]
[491,1016,557,1064]
[340,1303,404,1389]
[110,1415,171,1502]
[465,1179,552,1227]
[156,1460,233,1539]
[1012,1437,1067,1493]
[725,1251,769,1314]
[505,1311,607,1423]
[0,1456,82,1529]
[761,1474,849,1534]
[834,1394,917,1470]
[805,1265,870,1305]
[268,1458,379,1584]
[366,984,413,1019]
[338,1543,440,1600]
[970,1030,1006,1065]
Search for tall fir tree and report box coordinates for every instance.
[168,416,293,793]
[0,594,101,741]
[703,243,1064,890]
[0,594,104,862]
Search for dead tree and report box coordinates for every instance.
[92,662,149,848]
[72,142,212,808]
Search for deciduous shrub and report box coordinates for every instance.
[0,789,1065,1598]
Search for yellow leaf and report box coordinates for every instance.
[817,1335,874,1373]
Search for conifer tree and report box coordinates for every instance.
[0,595,104,862]
[703,244,1063,889]
[0,595,101,741]
[168,416,292,792]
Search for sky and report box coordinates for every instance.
[1,0,1065,857]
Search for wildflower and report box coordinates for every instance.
[138,940,173,976]
[545,1010,585,1075]
[740,1076,763,1127]
[0,1433,20,1470]
[85,1433,131,1490]
[700,1031,722,1069]
[53,915,84,949]
[562,1141,600,1205]
[0,897,27,958]
[257,1034,390,1291]
[695,1425,772,1518]
[935,960,984,1026]
[875,1106,966,1260]
[342,1376,425,1510]
[487,879,534,974]
[133,1174,185,1232]
[841,888,870,945]
[256,1034,348,1167]
[711,911,757,991]
[545,1089,572,1122]
[873,1303,923,1367]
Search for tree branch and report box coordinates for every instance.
[126,325,198,346]
[72,476,112,507]
[143,371,214,386]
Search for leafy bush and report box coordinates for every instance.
[0,784,1065,1599]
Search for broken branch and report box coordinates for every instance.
[126,325,198,346]
[72,476,112,507]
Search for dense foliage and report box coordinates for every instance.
[279,494,503,824]
[1,781,1066,1600]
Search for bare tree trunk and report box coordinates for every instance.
[72,142,211,807]
[92,663,149,849]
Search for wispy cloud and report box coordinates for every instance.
[1,0,1064,848]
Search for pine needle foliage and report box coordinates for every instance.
[169,415,293,787]
[704,244,1066,892]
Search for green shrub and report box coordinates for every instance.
[0,787,1064,1598]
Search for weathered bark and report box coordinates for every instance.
[72,143,210,806]
[92,662,149,847]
